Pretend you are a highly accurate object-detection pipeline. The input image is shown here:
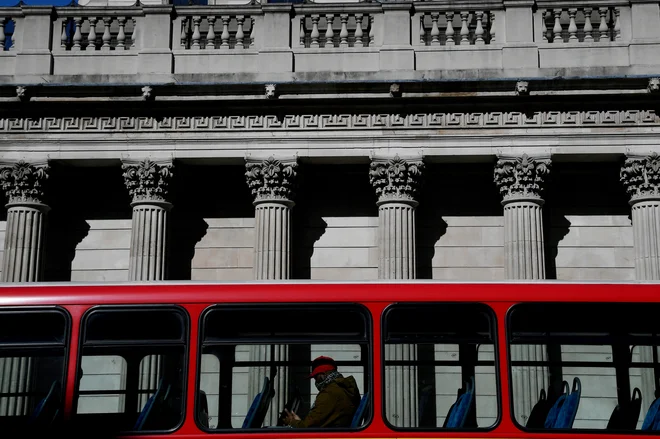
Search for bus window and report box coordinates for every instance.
[508,303,660,433]
[74,306,188,433]
[382,303,498,430]
[198,304,371,431]
[0,308,69,431]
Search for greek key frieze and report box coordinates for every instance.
[0,110,657,133]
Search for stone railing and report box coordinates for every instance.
[1,0,660,78]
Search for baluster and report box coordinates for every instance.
[131,18,136,48]
[248,17,254,48]
[0,18,5,52]
[583,8,593,42]
[61,19,69,49]
[460,11,469,44]
[206,16,216,49]
[475,11,484,45]
[430,12,440,45]
[614,8,621,40]
[325,14,334,48]
[598,7,609,41]
[568,8,578,41]
[310,15,320,48]
[191,16,201,49]
[418,14,425,45]
[72,17,83,51]
[220,16,230,49]
[236,15,245,49]
[542,10,548,42]
[490,12,495,43]
[101,17,112,50]
[117,17,126,50]
[369,15,374,46]
[553,9,562,43]
[445,11,455,45]
[180,17,189,49]
[86,17,97,50]
[300,17,306,47]
[355,14,364,47]
[339,14,348,47]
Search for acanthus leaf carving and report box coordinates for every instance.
[245,156,298,202]
[0,161,49,205]
[369,155,424,203]
[620,152,660,202]
[494,153,551,202]
[122,158,174,204]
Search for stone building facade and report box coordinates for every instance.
[2,0,660,430]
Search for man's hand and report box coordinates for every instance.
[283,409,301,425]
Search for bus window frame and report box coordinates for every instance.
[195,302,374,433]
[0,305,71,425]
[75,304,190,435]
[505,301,660,435]
[380,301,502,433]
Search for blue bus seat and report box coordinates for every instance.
[608,387,642,430]
[642,395,660,430]
[30,381,61,426]
[553,377,581,429]
[134,377,171,431]
[243,377,271,428]
[445,377,474,428]
[351,392,369,427]
[544,381,569,428]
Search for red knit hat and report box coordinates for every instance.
[308,356,337,378]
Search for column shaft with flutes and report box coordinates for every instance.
[245,156,298,426]
[0,160,50,416]
[494,153,551,425]
[122,158,174,405]
[370,154,424,427]
[620,152,660,414]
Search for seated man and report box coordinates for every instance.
[283,356,360,428]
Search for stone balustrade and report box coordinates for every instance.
[1,0,660,80]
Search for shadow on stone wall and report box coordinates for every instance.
[168,164,251,280]
[292,163,376,279]
[416,162,502,280]
[43,164,130,282]
[543,161,629,280]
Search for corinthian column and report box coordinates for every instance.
[122,158,174,281]
[122,158,173,406]
[245,156,298,426]
[0,160,49,416]
[620,151,660,414]
[370,154,424,427]
[494,153,551,425]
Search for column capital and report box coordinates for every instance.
[494,153,551,204]
[620,152,660,204]
[369,154,424,205]
[0,160,50,207]
[121,158,174,206]
[245,156,298,204]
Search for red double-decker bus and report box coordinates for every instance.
[1,281,660,438]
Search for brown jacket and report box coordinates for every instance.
[290,376,361,428]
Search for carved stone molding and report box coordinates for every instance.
[0,160,50,206]
[245,156,298,204]
[494,153,551,203]
[369,154,424,204]
[121,158,174,205]
[620,152,660,203]
[1,110,658,133]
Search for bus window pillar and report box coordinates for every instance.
[245,156,298,426]
[0,160,50,417]
[122,158,174,408]
[494,154,551,425]
[621,152,660,415]
[370,154,424,427]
